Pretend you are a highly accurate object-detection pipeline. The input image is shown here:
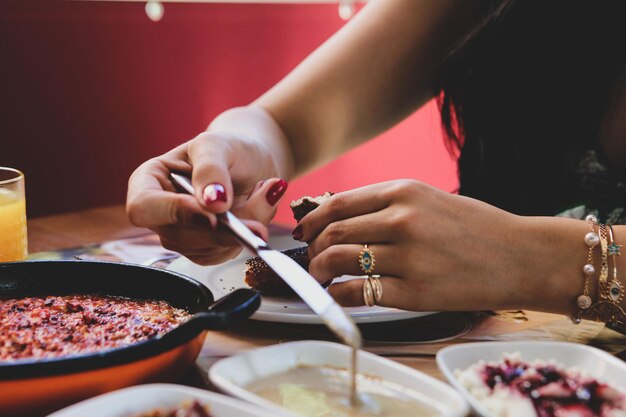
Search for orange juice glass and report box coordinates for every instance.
[0,167,27,262]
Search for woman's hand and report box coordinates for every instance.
[295,180,534,312]
[126,130,288,265]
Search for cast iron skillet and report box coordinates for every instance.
[0,260,261,416]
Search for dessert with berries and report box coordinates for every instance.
[457,353,626,417]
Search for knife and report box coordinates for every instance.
[170,172,362,349]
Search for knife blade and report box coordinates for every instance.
[170,172,362,349]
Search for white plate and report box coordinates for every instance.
[168,230,430,324]
[48,383,292,417]
[209,340,469,417]
[436,341,626,417]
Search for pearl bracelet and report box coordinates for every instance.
[580,221,626,333]
[572,214,599,324]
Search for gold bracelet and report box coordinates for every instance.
[573,214,599,323]
[606,225,623,304]
[598,223,610,296]
[604,225,626,334]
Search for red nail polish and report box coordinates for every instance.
[266,179,288,206]
[292,224,303,240]
[203,183,227,204]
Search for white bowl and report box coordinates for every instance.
[209,340,469,417]
[436,341,626,417]
[48,383,292,417]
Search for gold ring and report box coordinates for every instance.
[362,277,375,307]
[362,275,382,307]
[358,244,375,275]
[369,275,383,304]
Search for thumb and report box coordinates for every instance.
[188,136,234,214]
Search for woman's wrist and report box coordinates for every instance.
[510,216,594,316]
[208,106,295,180]
[510,216,626,322]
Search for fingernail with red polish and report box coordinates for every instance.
[292,224,303,241]
[203,183,227,204]
[266,179,288,206]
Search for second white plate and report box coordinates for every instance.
[48,383,291,417]
[167,229,430,324]
[436,341,626,417]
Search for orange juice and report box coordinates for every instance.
[0,188,27,262]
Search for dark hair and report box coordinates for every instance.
[436,0,626,215]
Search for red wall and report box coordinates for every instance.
[0,1,457,225]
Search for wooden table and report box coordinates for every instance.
[28,205,147,253]
[27,205,626,387]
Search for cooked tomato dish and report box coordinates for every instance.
[0,295,190,361]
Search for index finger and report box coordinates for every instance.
[127,154,217,228]
[296,182,392,242]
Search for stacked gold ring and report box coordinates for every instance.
[362,275,383,307]
[369,275,383,304]
[362,276,375,307]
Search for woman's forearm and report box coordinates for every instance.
[254,0,485,176]
[209,2,486,180]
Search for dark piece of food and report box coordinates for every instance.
[244,246,310,295]
[133,400,213,417]
[244,192,334,294]
[0,295,190,361]
[289,191,333,222]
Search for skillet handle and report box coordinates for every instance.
[193,288,261,330]
[158,289,261,345]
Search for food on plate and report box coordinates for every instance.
[244,192,333,294]
[456,352,626,417]
[243,246,333,296]
[246,364,438,417]
[289,192,333,222]
[0,294,190,361]
[132,400,213,417]
[244,246,310,294]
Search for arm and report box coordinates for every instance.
[127,0,485,265]
[212,0,486,178]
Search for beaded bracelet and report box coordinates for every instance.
[586,223,626,333]
[573,214,599,324]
